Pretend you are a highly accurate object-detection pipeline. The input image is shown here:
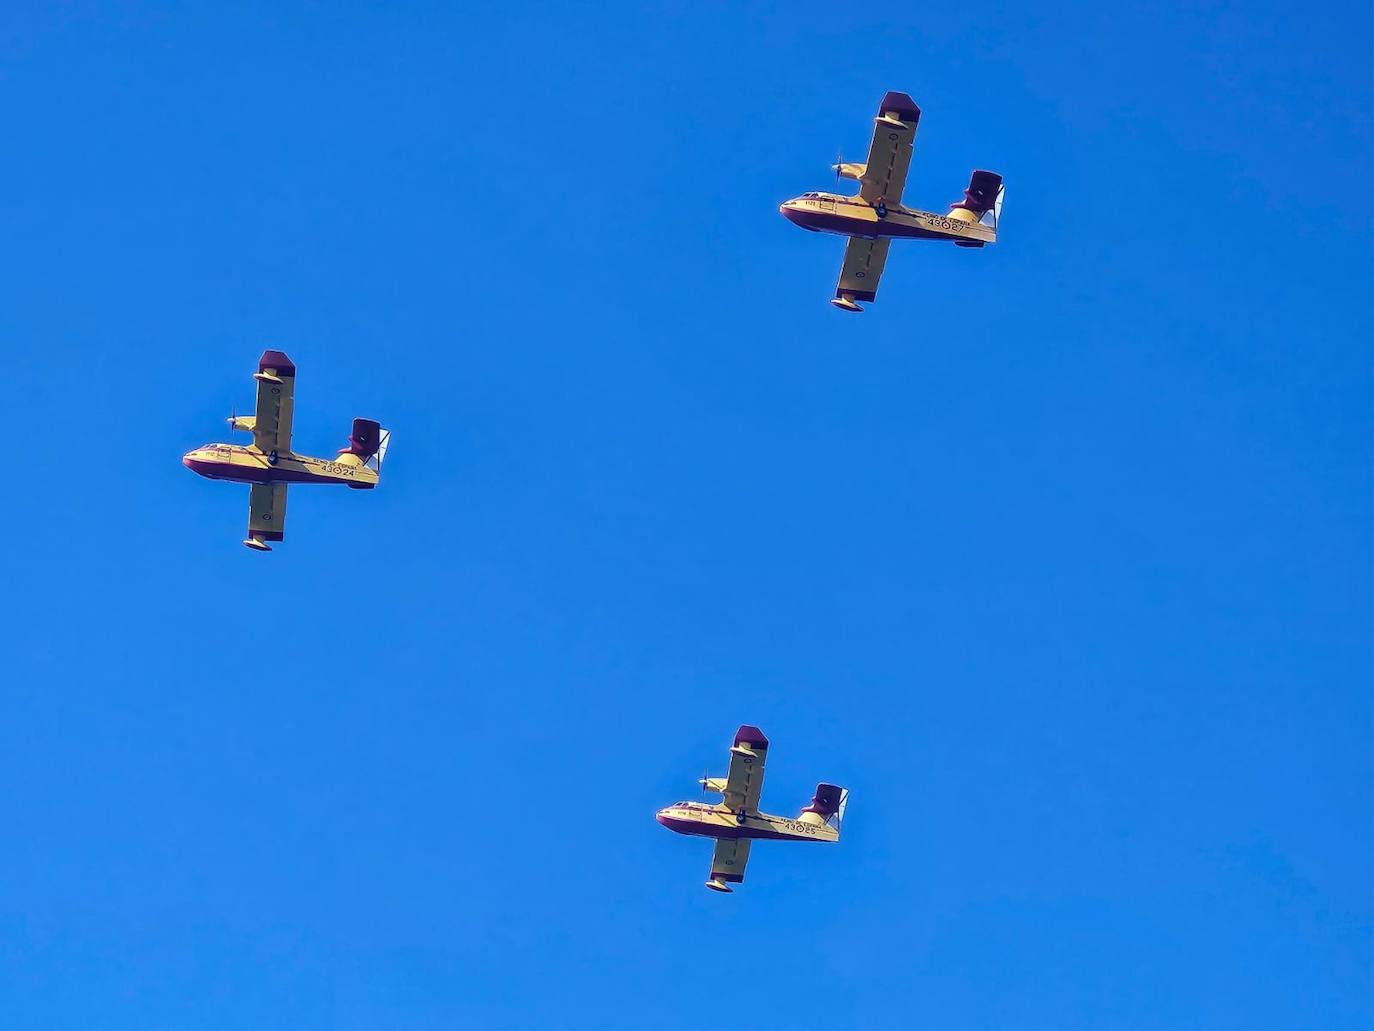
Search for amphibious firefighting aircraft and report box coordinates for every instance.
[656,725,848,892]
[182,350,389,551]
[780,90,1004,311]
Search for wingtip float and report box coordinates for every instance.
[182,350,391,551]
[657,724,848,893]
[780,91,1004,311]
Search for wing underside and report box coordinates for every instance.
[835,237,891,304]
[722,725,769,813]
[857,92,919,206]
[252,351,296,456]
[710,838,751,885]
[248,483,288,544]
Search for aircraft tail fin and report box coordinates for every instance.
[947,169,1004,233]
[797,783,849,834]
[335,418,386,470]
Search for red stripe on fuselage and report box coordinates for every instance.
[781,205,952,241]
[656,813,825,842]
[182,457,348,486]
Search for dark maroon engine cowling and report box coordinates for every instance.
[952,169,1003,214]
[342,418,382,458]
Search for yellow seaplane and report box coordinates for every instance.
[657,725,848,892]
[182,350,389,550]
[780,90,1004,311]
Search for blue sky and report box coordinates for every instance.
[0,2,1368,1028]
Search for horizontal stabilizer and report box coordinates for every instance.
[371,428,391,470]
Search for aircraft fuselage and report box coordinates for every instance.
[182,443,378,489]
[780,192,994,245]
[656,802,839,843]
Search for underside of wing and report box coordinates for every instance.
[858,91,920,207]
[722,725,769,813]
[246,483,287,549]
[707,838,751,891]
[252,350,296,456]
[834,237,891,310]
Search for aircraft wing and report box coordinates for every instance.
[721,725,769,813]
[858,91,920,207]
[709,838,751,886]
[252,350,296,457]
[247,483,287,544]
[835,237,891,306]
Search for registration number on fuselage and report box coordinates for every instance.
[772,817,822,836]
[318,461,358,477]
[925,215,973,234]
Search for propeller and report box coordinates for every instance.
[699,770,713,796]
[226,403,237,430]
[833,149,844,186]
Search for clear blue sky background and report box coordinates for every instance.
[0,3,1368,1028]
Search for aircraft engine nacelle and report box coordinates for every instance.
[228,415,256,433]
[833,162,867,182]
[699,776,728,795]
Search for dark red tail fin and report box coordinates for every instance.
[335,418,384,469]
[340,418,381,459]
[801,783,844,818]
[951,170,1004,217]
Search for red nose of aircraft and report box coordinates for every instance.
[182,451,214,478]
[779,200,820,231]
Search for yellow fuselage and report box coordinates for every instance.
[780,192,995,245]
[182,443,378,489]
[655,801,839,843]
